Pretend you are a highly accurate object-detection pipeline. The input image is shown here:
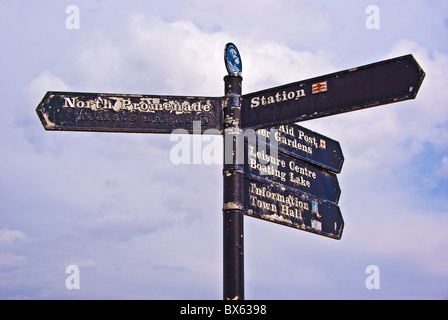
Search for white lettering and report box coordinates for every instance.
[61,97,213,114]
[295,89,306,99]
[251,97,260,108]
[288,161,317,179]
[365,5,380,30]
[63,97,76,108]
[250,88,306,108]
[249,182,310,214]
[65,5,80,30]
[65,265,80,290]
[365,265,380,289]
[287,91,295,99]
[169,129,190,164]
[180,304,214,317]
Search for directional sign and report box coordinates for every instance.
[241,54,425,130]
[34,43,426,299]
[244,138,341,203]
[244,177,344,239]
[36,91,223,134]
[254,123,344,173]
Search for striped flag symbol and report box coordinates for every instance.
[312,81,328,94]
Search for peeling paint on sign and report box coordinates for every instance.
[243,178,344,239]
[36,91,223,134]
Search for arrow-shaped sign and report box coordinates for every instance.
[36,91,223,134]
[244,139,341,203]
[254,123,344,173]
[36,55,424,136]
[241,54,425,130]
[244,177,344,239]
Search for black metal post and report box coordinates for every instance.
[223,74,244,300]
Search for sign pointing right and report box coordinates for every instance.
[241,54,425,130]
[255,123,344,174]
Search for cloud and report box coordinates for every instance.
[177,0,334,48]
[439,156,448,177]
[301,39,448,187]
[0,229,27,247]
[65,259,97,269]
[0,252,27,272]
[17,71,70,154]
[4,1,448,299]
[50,14,227,97]
[345,194,448,276]
[26,10,338,99]
[23,71,69,105]
[242,42,336,93]
[85,210,173,241]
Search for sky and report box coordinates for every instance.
[0,0,447,300]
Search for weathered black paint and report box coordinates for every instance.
[36,91,223,134]
[222,75,244,300]
[244,139,341,203]
[255,124,344,174]
[244,177,344,240]
[241,54,425,130]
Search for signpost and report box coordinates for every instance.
[36,43,425,300]
[241,54,425,130]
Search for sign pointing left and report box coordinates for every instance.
[36,91,223,134]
